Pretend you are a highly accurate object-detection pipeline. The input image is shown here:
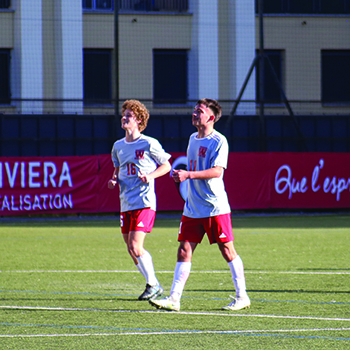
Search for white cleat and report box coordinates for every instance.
[149,296,180,312]
[222,295,251,311]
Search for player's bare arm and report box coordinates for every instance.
[108,167,119,189]
[138,161,171,183]
[172,166,223,183]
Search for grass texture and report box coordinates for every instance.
[0,214,349,349]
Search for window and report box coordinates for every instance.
[119,0,188,12]
[256,50,283,104]
[0,0,11,9]
[82,0,113,10]
[288,0,314,14]
[153,49,187,104]
[258,0,284,14]
[0,50,10,105]
[320,0,350,14]
[255,0,350,14]
[83,50,112,105]
[322,50,350,104]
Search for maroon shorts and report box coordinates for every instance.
[178,213,234,244]
[120,208,156,234]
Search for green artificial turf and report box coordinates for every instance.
[0,214,349,349]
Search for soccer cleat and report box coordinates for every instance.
[222,295,251,311]
[149,296,180,311]
[138,284,163,301]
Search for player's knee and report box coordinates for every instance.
[219,244,237,262]
[129,244,142,258]
[177,246,191,261]
[223,251,236,262]
[126,245,134,257]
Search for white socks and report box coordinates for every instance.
[228,255,248,299]
[136,263,146,279]
[136,251,159,287]
[137,254,247,300]
[170,261,192,301]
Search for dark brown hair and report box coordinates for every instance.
[196,98,222,122]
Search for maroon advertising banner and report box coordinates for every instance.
[0,153,349,216]
[268,153,350,209]
[223,152,350,209]
[0,156,101,216]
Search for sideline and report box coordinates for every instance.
[1,324,350,341]
[1,305,350,322]
[1,269,349,275]
[1,209,350,223]
[1,331,349,341]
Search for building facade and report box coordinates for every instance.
[0,0,349,116]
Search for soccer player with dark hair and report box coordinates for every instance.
[149,98,250,311]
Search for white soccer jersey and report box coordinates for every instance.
[183,130,231,218]
[111,135,171,212]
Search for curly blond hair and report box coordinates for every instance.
[121,100,150,132]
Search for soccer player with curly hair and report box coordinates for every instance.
[108,100,171,300]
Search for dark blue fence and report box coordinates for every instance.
[0,114,116,157]
[1,114,349,156]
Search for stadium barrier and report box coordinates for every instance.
[1,114,350,157]
[0,152,349,216]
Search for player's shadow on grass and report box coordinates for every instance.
[114,298,141,302]
[0,297,139,302]
[186,289,350,294]
[246,268,350,272]
[300,268,350,271]
[247,289,350,294]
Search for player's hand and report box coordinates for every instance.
[108,179,117,189]
[138,170,150,183]
[172,169,189,183]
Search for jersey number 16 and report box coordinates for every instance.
[127,163,138,176]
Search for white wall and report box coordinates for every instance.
[229,0,256,114]
[12,0,43,113]
[188,0,219,101]
[54,0,83,113]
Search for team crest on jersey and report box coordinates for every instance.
[135,149,145,159]
[198,146,207,158]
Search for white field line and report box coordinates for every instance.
[0,270,349,275]
[1,328,350,339]
[1,305,350,322]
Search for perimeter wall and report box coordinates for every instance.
[0,152,349,216]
